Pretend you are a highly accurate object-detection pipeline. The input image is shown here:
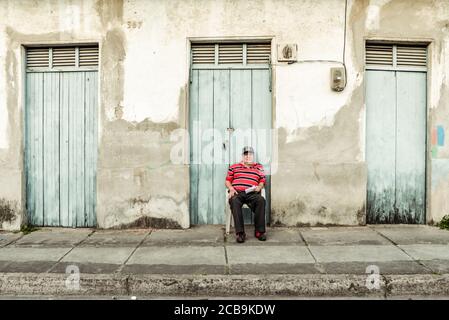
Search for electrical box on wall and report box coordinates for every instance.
[330,67,346,92]
[277,43,297,62]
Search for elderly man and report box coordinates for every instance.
[225,146,267,243]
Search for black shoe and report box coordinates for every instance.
[255,231,266,241]
[236,232,246,243]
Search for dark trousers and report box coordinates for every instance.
[229,190,266,234]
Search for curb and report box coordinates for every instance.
[1,273,449,297]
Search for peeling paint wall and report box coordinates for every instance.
[347,0,449,225]
[1,0,449,230]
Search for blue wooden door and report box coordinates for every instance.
[395,72,426,223]
[366,70,426,223]
[25,71,98,227]
[190,68,272,224]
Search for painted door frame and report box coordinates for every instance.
[186,36,276,227]
[363,37,433,224]
[20,41,101,227]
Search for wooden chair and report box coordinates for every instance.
[225,188,266,235]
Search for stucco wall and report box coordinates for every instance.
[348,0,449,225]
[0,0,448,230]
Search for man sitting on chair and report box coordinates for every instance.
[225,146,266,243]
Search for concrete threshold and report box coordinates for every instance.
[1,273,449,298]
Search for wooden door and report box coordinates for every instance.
[190,68,271,224]
[366,70,426,223]
[25,71,98,227]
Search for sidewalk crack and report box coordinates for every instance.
[222,227,230,275]
[116,229,152,274]
[45,229,96,273]
[299,229,324,274]
[3,232,27,247]
[223,244,230,275]
[298,229,317,262]
[369,226,436,274]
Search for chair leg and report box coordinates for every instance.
[226,207,231,235]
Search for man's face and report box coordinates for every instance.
[242,152,254,164]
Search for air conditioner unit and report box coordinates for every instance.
[277,43,298,62]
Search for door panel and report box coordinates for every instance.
[26,71,98,227]
[230,70,253,164]
[366,70,426,224]
[230,70,253,224]
[212,70,230,225]
[366,70,397,223]
[26,72,44,226]
[197,70,214,224]
[251,69,272,223]
[43,73,60,226]
[190,68,271,224]
[84,72,99,227]
[395,72,426,224]
[189,69,200,225]
[68,72,86,227]
[59,73,71,226]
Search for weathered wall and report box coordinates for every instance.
[0,0,448,230]
[0,0,105,230]
[272,0,449,226]
[348,0,449,225]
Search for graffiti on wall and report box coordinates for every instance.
[431,125,445,158]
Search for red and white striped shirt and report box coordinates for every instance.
[226,162,266,191]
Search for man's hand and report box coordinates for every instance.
[229,187,237,198]
[225,180,237,197]
[255,183,264,193]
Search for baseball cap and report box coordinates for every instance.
[242,146,254,154]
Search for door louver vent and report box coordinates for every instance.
[79,46,99,67]
[218,43,243,64]
[191,42,271,65]
[366,44,393,66]
[26,45,99,70]
[247,43,271,64]
[52,47,76,67]
[191,44,215,64]
[366,42,427,69]
[396,45,427,67]
[26,47,50,68]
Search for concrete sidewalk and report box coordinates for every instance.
[0,225,449,298]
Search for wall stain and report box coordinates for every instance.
[317,206,327,216]
[348,0,369,72]
[127,195,187,211]
[100,28,127,123]
[278,83,364,163]
[272,80,365,226]
[357,204,366,225]
[178,86,187,129]
[431,82,449,158]
[0,199,17,224]
[271,199,306,226]
[95,0,124,27]
[379,0,440,35]
[4,27,21,167]
[110,216,182,229]
[99,117,180,168]
[135,119,179,135]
